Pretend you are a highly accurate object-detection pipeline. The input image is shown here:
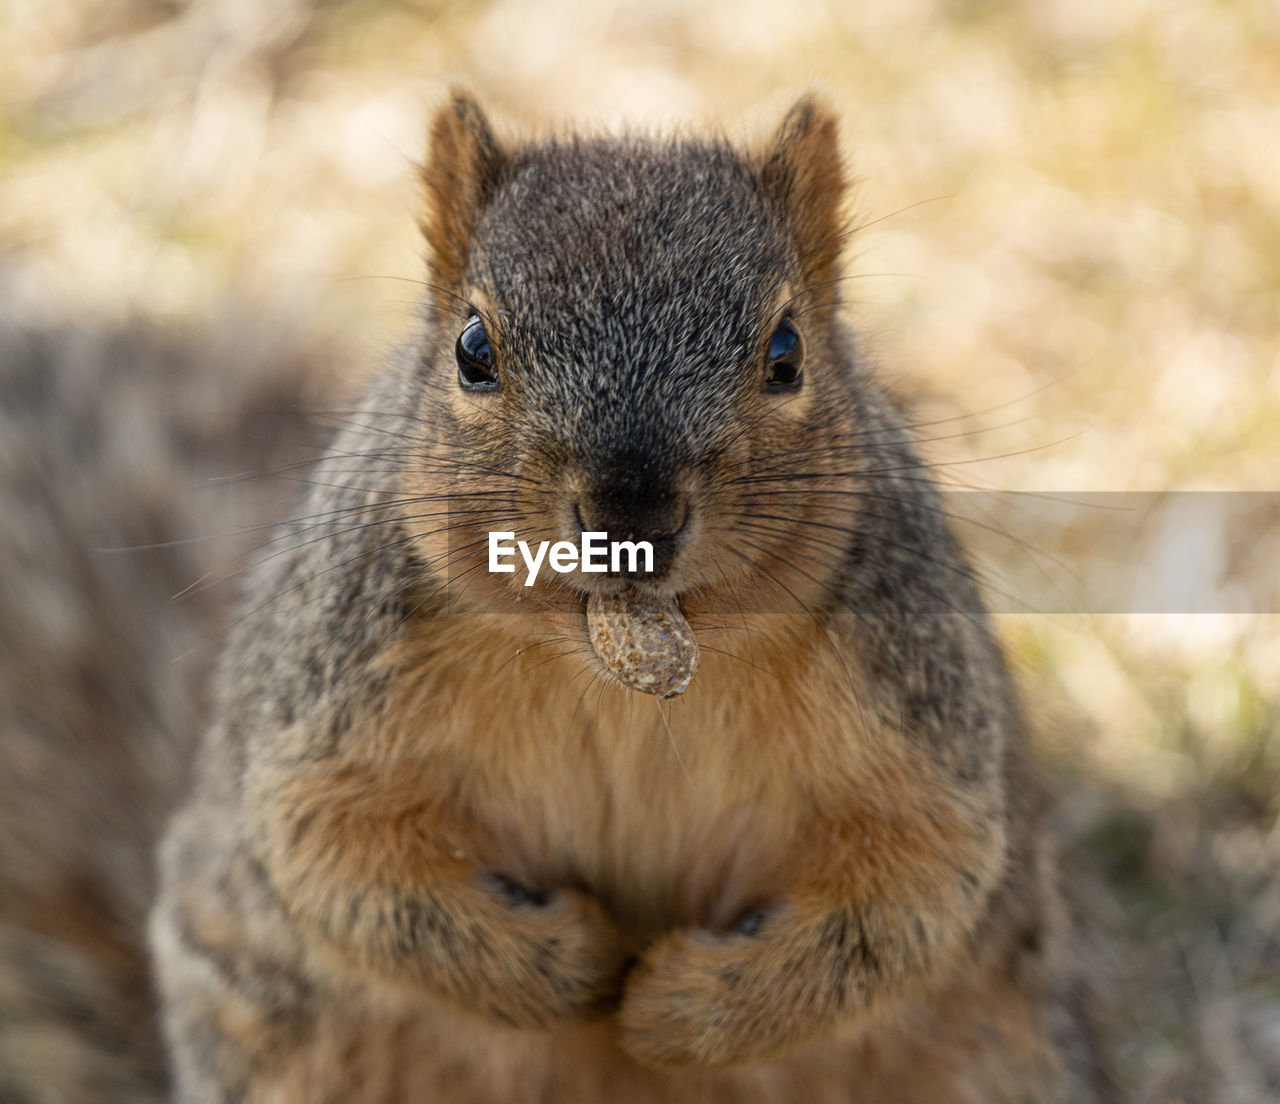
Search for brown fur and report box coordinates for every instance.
[147,93,1115,1101]
[420,94,508,302]
[759,94,849,292]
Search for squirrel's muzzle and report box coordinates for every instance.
[575,481,689,582]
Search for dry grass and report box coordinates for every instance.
[2,0,1277,1099]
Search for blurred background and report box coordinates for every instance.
[1,0,1277,1099]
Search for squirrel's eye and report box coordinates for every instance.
[456,315,498,391]
[764,318,803,392]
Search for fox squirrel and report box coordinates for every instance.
[2,92,1113,1101]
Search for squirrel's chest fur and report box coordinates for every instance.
[371,611,872,939]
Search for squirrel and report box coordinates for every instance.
[122,91,1113,1101]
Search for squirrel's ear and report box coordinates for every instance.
[420,91,507,295]
[758,94,847,291]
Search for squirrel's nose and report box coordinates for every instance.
[575,495,689,580]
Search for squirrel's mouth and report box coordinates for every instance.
[482,499,700,604]
[572,572,686,602]
[569,502,691,586]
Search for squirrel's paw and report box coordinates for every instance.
[438,875,630,1027]
[617,912,836,1067]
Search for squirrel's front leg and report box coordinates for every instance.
[619,777,1008,1067]
[153,755,629,1100]
[247,757,630,1026]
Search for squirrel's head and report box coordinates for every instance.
[407,92,861,617]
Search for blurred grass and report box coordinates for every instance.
[2,0,1277,1099]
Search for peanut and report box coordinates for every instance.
[586,592,699,699]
